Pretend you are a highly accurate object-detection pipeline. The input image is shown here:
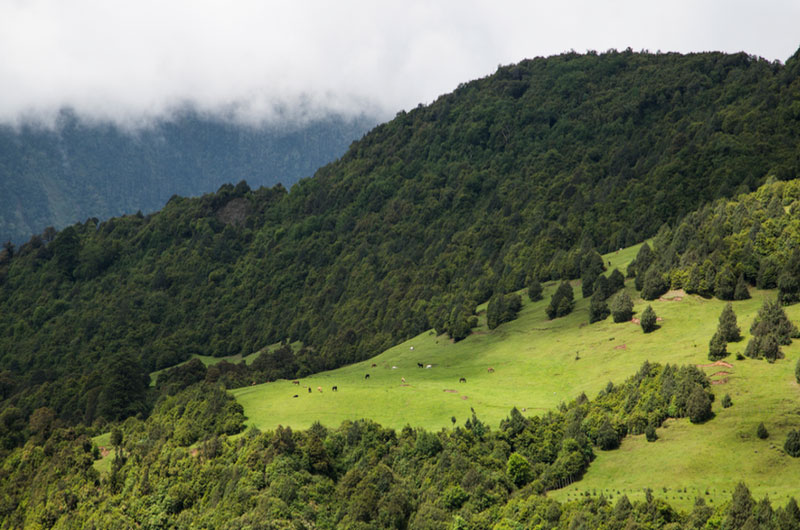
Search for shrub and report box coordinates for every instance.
[589,293,610,324]
[640,305,657,333]
[506,452,533,487]
[721,394,732,408]
[527,279,543,302]
[708,332,728,361]
[687,385,712,424]
[610,291,634,323]
[756,422,768,439]
[546,282,574,320]
[641,265,668,300]
[784,429,800,457]
[717,303,742,342]
[645,424,658,442]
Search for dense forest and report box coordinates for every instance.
[2,49,800,430]
[0,110,376,244]
[4,362,760,529]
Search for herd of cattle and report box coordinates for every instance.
[289,362,495,398]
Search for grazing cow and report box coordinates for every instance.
[365,374,370,380]
[401,377,406,383]
[332,386,338,392]
[292,394,298,398]
[459,377,466,383]
[371,363,377,367]
[292,380,300,385]
[308,387,311,393]
[426,364,432,368]
[417,362,423,368]
[487,367,495,373]
[317,386,322,393]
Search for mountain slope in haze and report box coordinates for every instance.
[0,110,378,244]
[1,49,800,428]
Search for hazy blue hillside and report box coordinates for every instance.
[0,110,377,244]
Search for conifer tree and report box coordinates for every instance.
[724,482,755,529]
[785,429,800,457]
[608,268,625,293]
[687,385,712,423]
[714,264,737,300]
[708,331,728,361]
[734,274,751,300]
[717,303,741,342]
[632,243,654,291]
[610,291,634,323]
[757,422,768,439]
[640,305,657,333]
[527,278,543,302]
[641,265,668,300]
[589,292,610,324]
[546,282,574,319]
[778,249,800,305]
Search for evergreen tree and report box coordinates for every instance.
[746,298,799,360]
[580,249,605,298]
[778,249,800,305]
[546,282,574,319]
[756,422,769,439]
[645,424,657,442]
[784,429,800,457]
[592,274,611,301]
[708,331,728,361]
[796,357,800,384]
[589,292,610,324]
[641,265,669,300]
[527,278,543,302]
[714,264,737,300]
[725,482,755,530]
[608,268,625,294]
[734,274,751,300]
[610,291,634,323]
[757,256,780,289]
[687,385,712,423]
[633,243,654,291]
[721,394,732,408]
[640,305,657,333]
[717,303,742,342]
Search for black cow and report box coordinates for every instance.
[459,377,466,383]
[332,386,338,392]
[365,374,370,380]
[417,362,423,368]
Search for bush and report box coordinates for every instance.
[721,394,732,408]
[506,452,533,487]
[527,279,543,302]
[687,385,712,424]
[796,357,800,384]
[708,332,728,361]
[610,291,634,323]
[546,282,575,320]
[756,422,768,439]
[645,424,658,442]
[589,293,610,324]
[640,305,657,333]
[717,303,742,342]
[641,265,668,300]
[784,429,800,457]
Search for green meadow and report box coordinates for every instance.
[222,242,800,507]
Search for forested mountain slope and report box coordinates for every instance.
[0,111,376,244]
[1,49,800,428]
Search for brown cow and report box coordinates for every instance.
[487,367,495,373]
[401,377,406,383]
[317,386,323,393]
[292,380,300,385]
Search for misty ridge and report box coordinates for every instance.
[0,106,379,245]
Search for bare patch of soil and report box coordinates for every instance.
[631,318,640,324]
[711,371,732,377]
[711,378,729,385]
[99,446,110,458]
[443,389,458,393]
[614,344,627,350]
[460,396,468,400]
[698,360,734,368]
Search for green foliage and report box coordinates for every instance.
[708,331,728,361]
[686,385,712,424]
[610,291,634,323]
[745,298,799,360]
[506,452,533,487]
[796,357,800,384]
[717,303,742,342]
[641,265,668,300]
[785,430,800,457]
[527,278,543,301]
[487,293,523,330]
[734,274,751,300]
[631,243,654,291]
[721,394,732,408]
[546,282,574,319]
[714,264,737,301]
[640,305,657,333]
[778,249,800,305]
[725,482,755,529]
[645,424,657,442]
[756,422,768,439]
[588,292,610,324]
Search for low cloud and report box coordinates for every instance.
[1,0,798,128]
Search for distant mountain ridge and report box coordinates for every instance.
[0,110,378,243]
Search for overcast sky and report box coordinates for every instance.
[1,0,798,127]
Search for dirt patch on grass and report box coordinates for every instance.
[443,389,458,393]
[614,344,627,350]
[711,371,732,377]
[711,378,729,385]
[99,446,110,458]
[461,396,468,400]
[698,360,734,368]
[631,318,640,324]
[659,289,686,301]
[400,384,411,387]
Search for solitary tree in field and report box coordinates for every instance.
[640,305,657,333]
[527,278,543,301]
[785,429,800,457]
[546,282,574,319]
[757,422,769,439]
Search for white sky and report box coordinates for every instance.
[1,0,798,127]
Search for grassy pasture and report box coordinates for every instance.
[232,242,800,506]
